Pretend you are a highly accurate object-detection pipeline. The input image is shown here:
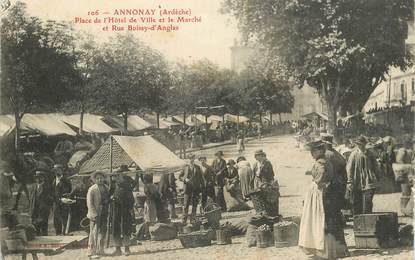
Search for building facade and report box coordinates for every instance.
[230,41,325,121]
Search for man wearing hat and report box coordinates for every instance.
[346,136,378,215]
[299,140,348,258]
[321,133,347,211]
[211,151,227,211]
[252,150,275,189]
[198,156,216,212]
[52,164,72,235]
[87,171,110,258]
[179,154,203,223]
[29,170,54,235]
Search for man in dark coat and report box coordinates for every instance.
[112,176,135,256]
[179,154,203,223]
[30,170,54,235]
[346,136,378,215]
[52,164,72,235]
[198,156,216,212]
[211,151,227,211]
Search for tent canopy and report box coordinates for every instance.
[60,114,117,133]
[301,112,328,121]
[105,115,152,132]
[142,113,181,129]
[79,135,186,175]
[208,115,223,122]
[0,115,15,138]
[0,114,76,137]
[224,113,249,123]
[22,114,77,136]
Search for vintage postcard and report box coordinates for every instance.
[0,0,414,259]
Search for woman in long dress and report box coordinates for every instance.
[299,140,348,259]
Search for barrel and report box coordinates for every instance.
[256,230,274,248]
[353,212,399,249]
[216,229,232,245]
[274,222,299,247]
[401,183,412,196]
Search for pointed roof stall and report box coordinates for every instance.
[104,115,152,132]
[79,135,186,176]
[60,114,118,134]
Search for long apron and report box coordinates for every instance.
[298,182,325,251]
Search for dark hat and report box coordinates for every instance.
[254,149,266,156]
[198,156,207,161]
[305,140,325,151]
[354,136,367,145]
[227,159,236,165]
[320,133,334,144]
[214,151,224,156]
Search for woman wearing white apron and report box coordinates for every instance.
[299,140,348,259]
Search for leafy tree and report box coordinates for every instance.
[88,34,167,133]
[1,2,80,149]
[222,0,413,133]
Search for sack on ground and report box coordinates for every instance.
[149,223,177,241]
[224,186,251,212]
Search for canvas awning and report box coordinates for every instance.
[187,114,208,125]
[79,135,186,175]
[22,114,77,136]
[0,115,15,138]
[224,113,249,123]
[60,114,117,133]
[208,115,223,122]
[0,114,76,137]
[301,112,328,121]
[142,114,175,129]
[105,115,152,132]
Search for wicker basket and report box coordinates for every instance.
[178,231,211,248]
[203,203,221,228]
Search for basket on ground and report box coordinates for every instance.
[203,203,221,228]
[178,230,211,248]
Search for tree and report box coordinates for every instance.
[222,0,413,133]
[88,34,166,133]
[1,2,80,149]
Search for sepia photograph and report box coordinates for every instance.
[0,0,414,259]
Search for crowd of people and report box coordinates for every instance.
[298,132,414,259]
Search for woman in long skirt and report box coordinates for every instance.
[299,140,348,259]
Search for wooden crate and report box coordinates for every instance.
[353,212,399,249]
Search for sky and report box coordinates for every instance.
[17,0,240,68]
